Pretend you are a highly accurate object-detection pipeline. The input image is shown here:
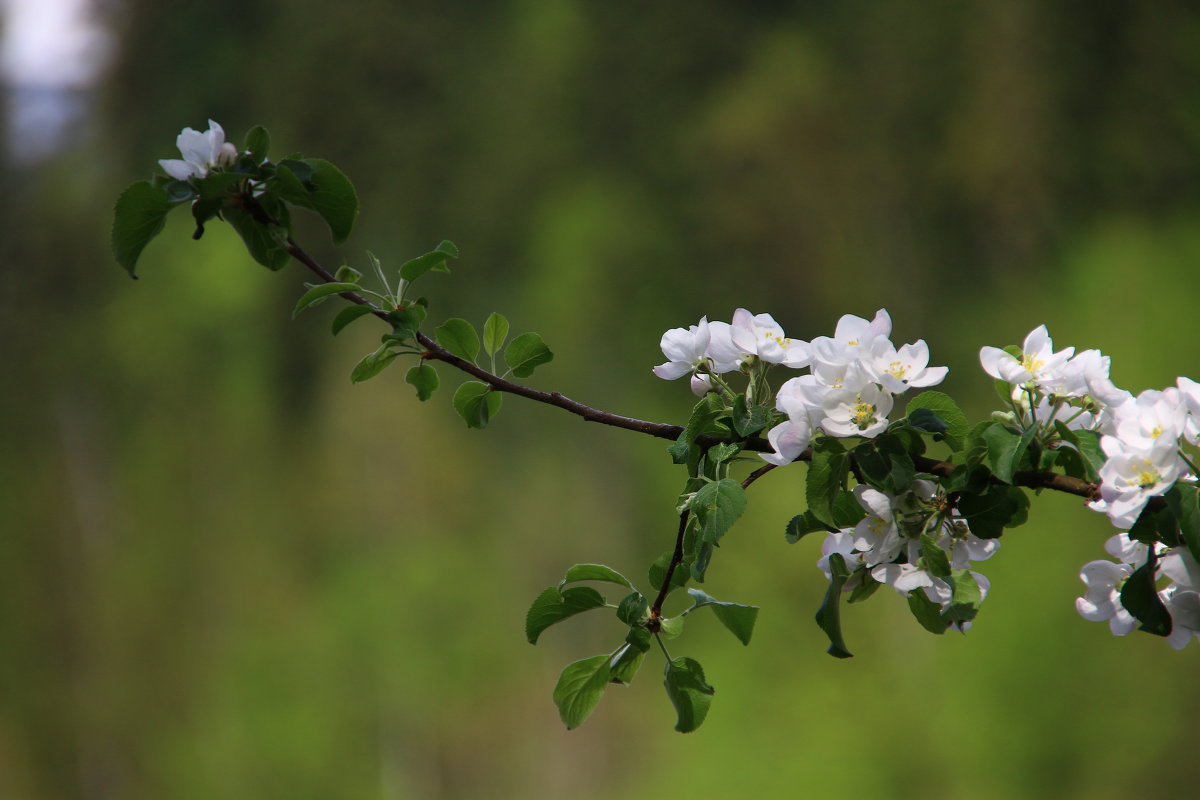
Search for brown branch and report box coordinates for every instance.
[281,238,1105,504]
[648,510,691,624]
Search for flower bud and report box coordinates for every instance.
[217,141,238,168]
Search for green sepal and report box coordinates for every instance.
[553,654,612,729]
[905,390,969,451]
[405,363,439,401]
[398,240,459,282]
[244,125,270,162]
[331,304,374,335]
[350,346,398,383]
[273,157,358,244]
[663,656,715,733]
[112,180,173,277]
[504,332,554,378]
[684,588,759,646]
[292,281,361,318]
[435,318,481,363]
[483,312,510,357]
[815,553,853,658]
[525,586,607,644]
[452,381,502,428]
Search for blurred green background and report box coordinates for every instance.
[2,1,1199,797]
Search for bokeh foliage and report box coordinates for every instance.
[3,0,1200,797]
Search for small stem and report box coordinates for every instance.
[653,632,674,662]
[650,510,691,617]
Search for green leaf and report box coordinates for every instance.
[525,586,607,644]
[398,241,459,283]
[847,573,882,604]
[616,592,649,626]
[918,534,952,578]
[553,654,612,729]
[981,422,1037,484]
[957,484,1029,539]
[112,181,173,277]
[405,363,439,401]
[223,205,290,270]
[387,304,428,343]
[815,553,853,658]
[831,490,868,527]
[435,318,481,363]
[852,434,916,495]
[560,564,635,590]
[1054,422,1105,483]
[648,552,689,594]
[690,478,747,545]
[658,616,685,638]
[731,395,772,437]
[334,264,362,283]
[452,381,502,429]
[1120,556,1172,636]
[331,304,375,335]
[351,346,398,383]
[625,625,652,653]
[504,332,554,378]
[1167,483,1200,564]
[292,282,362,318]
[685,588,759,646]
[163,180,196,204]
[244,125,270,161]
[275,157,358,244]
[806,437,849,528]
[942,569,982,624]
[663,657,715,733]
[907,589,949,634]
[483,312,510,357]
[608,644,646,686]
[785,511,836,544]
[906,391,969,451]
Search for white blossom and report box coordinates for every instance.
[158,119,237,181]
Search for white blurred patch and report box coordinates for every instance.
[1,0,113,164]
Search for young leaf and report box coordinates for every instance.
[1120,556,1173,636]
[659,616,685,638]
[483,312,510,357]
[244,125,270,161]
[405,363,439,401]
[350,347,398,383]
[112,181,173,277]
[906,390,969,451]
[815,553,853,658]
[943,569,982,624]
[275,157,358,244]
[785,511,836,544]
[616,592,650,626]
[504,332,554,378]
[806,437,849,528]
[435,318,481,363]
[663,657,715,733]
[731,395,773,437]
[690,478,747,545]
[331,304,374,335]
[525,586,606,644]
[399,240,460,282]
[1167,483,1200,565]
[648,552,689,594]
[918,534,952,578]
[685,588,759,646]
[553,654,612,730]
[608,644,646,686]
[452,381,502,428]
[981,423,1037,484]
[223,206,290,270]
[292,282,362,318]
[852,434,915,495]
[907,589,949,634]
[560,564,635,590]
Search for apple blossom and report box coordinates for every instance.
[652,317,712,380]
[979,324,1074,388]
[158,119,238,181]
[728,308,811,368]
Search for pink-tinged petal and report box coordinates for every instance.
[761,420,813,466]
[159,159,199,181]
[729,308,757,354]
[866,308,892,340]
[690,374,712,397]
[652,361,692,380]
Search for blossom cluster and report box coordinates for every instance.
[816,482,998,628]
[1077,534,1200,649]
[652,308,948,466]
